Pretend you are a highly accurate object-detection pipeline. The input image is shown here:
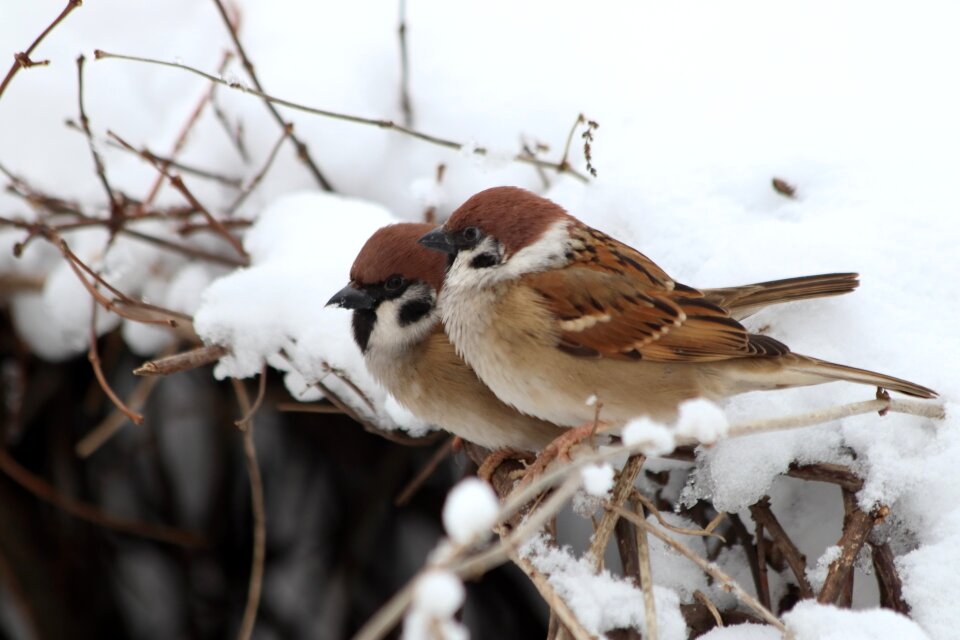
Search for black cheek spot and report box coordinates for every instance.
[399,300,433,327]
[352,310,376,353]
[470,253,498,269]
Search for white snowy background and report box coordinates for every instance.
[1,1,958,638]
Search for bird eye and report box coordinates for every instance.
[385,275,404,291]
[462,226,481,243]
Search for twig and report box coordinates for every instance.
[786,462,863,492]
[394,438,455,506]
[712,398,945,443]
[94,50,591,183]
[76,55,122,232]
[749,497,814,598]
[275,401,344,415]
[141,51,232,209]
[752,519,771,610]
[630,489,725,542]
[588,454,645,569]
[609,504,786,632]
[88,303,144,425]
[121,226,249,267]
[511,551,593,640]
[232,375,267,640]
[397,0,413,126]
[226,125,290,213]
[869,541,909,614]
[90,123,243,187]
[0,445,203,547]
[633,502,658,640]
[76,372,161,457]
[107,130,247,259]
[135,344,228,376]
[817,500,880,605]
[693,590,723,629]
[0,0,82,101]
[558,114,585,173]
[235,367,268,427]
[209,0,335,191]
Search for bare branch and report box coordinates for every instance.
[135,344,228,376]
[209,0,335,191]
[232,375,267,640]
[0,0,82,101]
[94,50,591,183]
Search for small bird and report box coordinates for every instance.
[327,223,566,452]
[419,186,936,429]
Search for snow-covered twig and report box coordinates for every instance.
[510,551,593,640]
[588,454,645,569]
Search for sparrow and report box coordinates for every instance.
[327,222,566,452]
[419,186,936,429]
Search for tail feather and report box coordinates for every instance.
[703,273,859,320]
[790,356,937,399]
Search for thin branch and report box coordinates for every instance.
[869,541,909,614]
[749,497,814,598]
[275,401,344,415]
[88,303,144,425]
[209,0,335,191]
[394,438,455,506]
[588,454,645,569]
[0,445,204,547]
[76,55,122,232]
[752,519,771,611]
[633,502,658,640]
[609,504,786,632]
[817,501,879,605]
[630,489,725,542]
[226,124,290,213]
[135,344,228,376]
[786,462,863,492]
[76,371,161,457]
[232,375,267,640]
[693,590,724,629]
[107,130,247,259]
[94,50,591,183]
[141,51,232,209]
[397,0,413,126]
[0,0,82,101]
[511,551,593,640]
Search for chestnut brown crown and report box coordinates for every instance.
[350,223,448,292]
[442,186,574,256]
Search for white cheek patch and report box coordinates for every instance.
[444,219,573,292]
[366,285,439,353]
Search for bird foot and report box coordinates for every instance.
[477,448,532,483]
[516,421,605,490]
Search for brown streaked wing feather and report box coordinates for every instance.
[529,225,789,363]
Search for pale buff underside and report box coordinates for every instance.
[364,327,564,451]
[442,281,831,428]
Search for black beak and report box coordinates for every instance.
[326,285,375,310]
[418,227,457,255]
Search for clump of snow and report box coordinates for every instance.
[521,534,687,639]
[404,570,468,640]
[622,417,676,456]
[783,601,931,640]
[442,478,499,545]
[581,464,615,497]
[674,399,729,444]
[699,624,780,640]
[585,394,598,407]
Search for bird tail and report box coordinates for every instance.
[784,356,937,398]
[703,273,859,320]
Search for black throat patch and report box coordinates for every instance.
[351,310,377,353]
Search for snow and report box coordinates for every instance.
[441,478,499,546]
[580,464,615,497]
[2,0,960,636]
[522,534,687,639]
[674,399,729,445]
[404,570,468,640]
[783,601,931,640]
[621,417,676,456]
